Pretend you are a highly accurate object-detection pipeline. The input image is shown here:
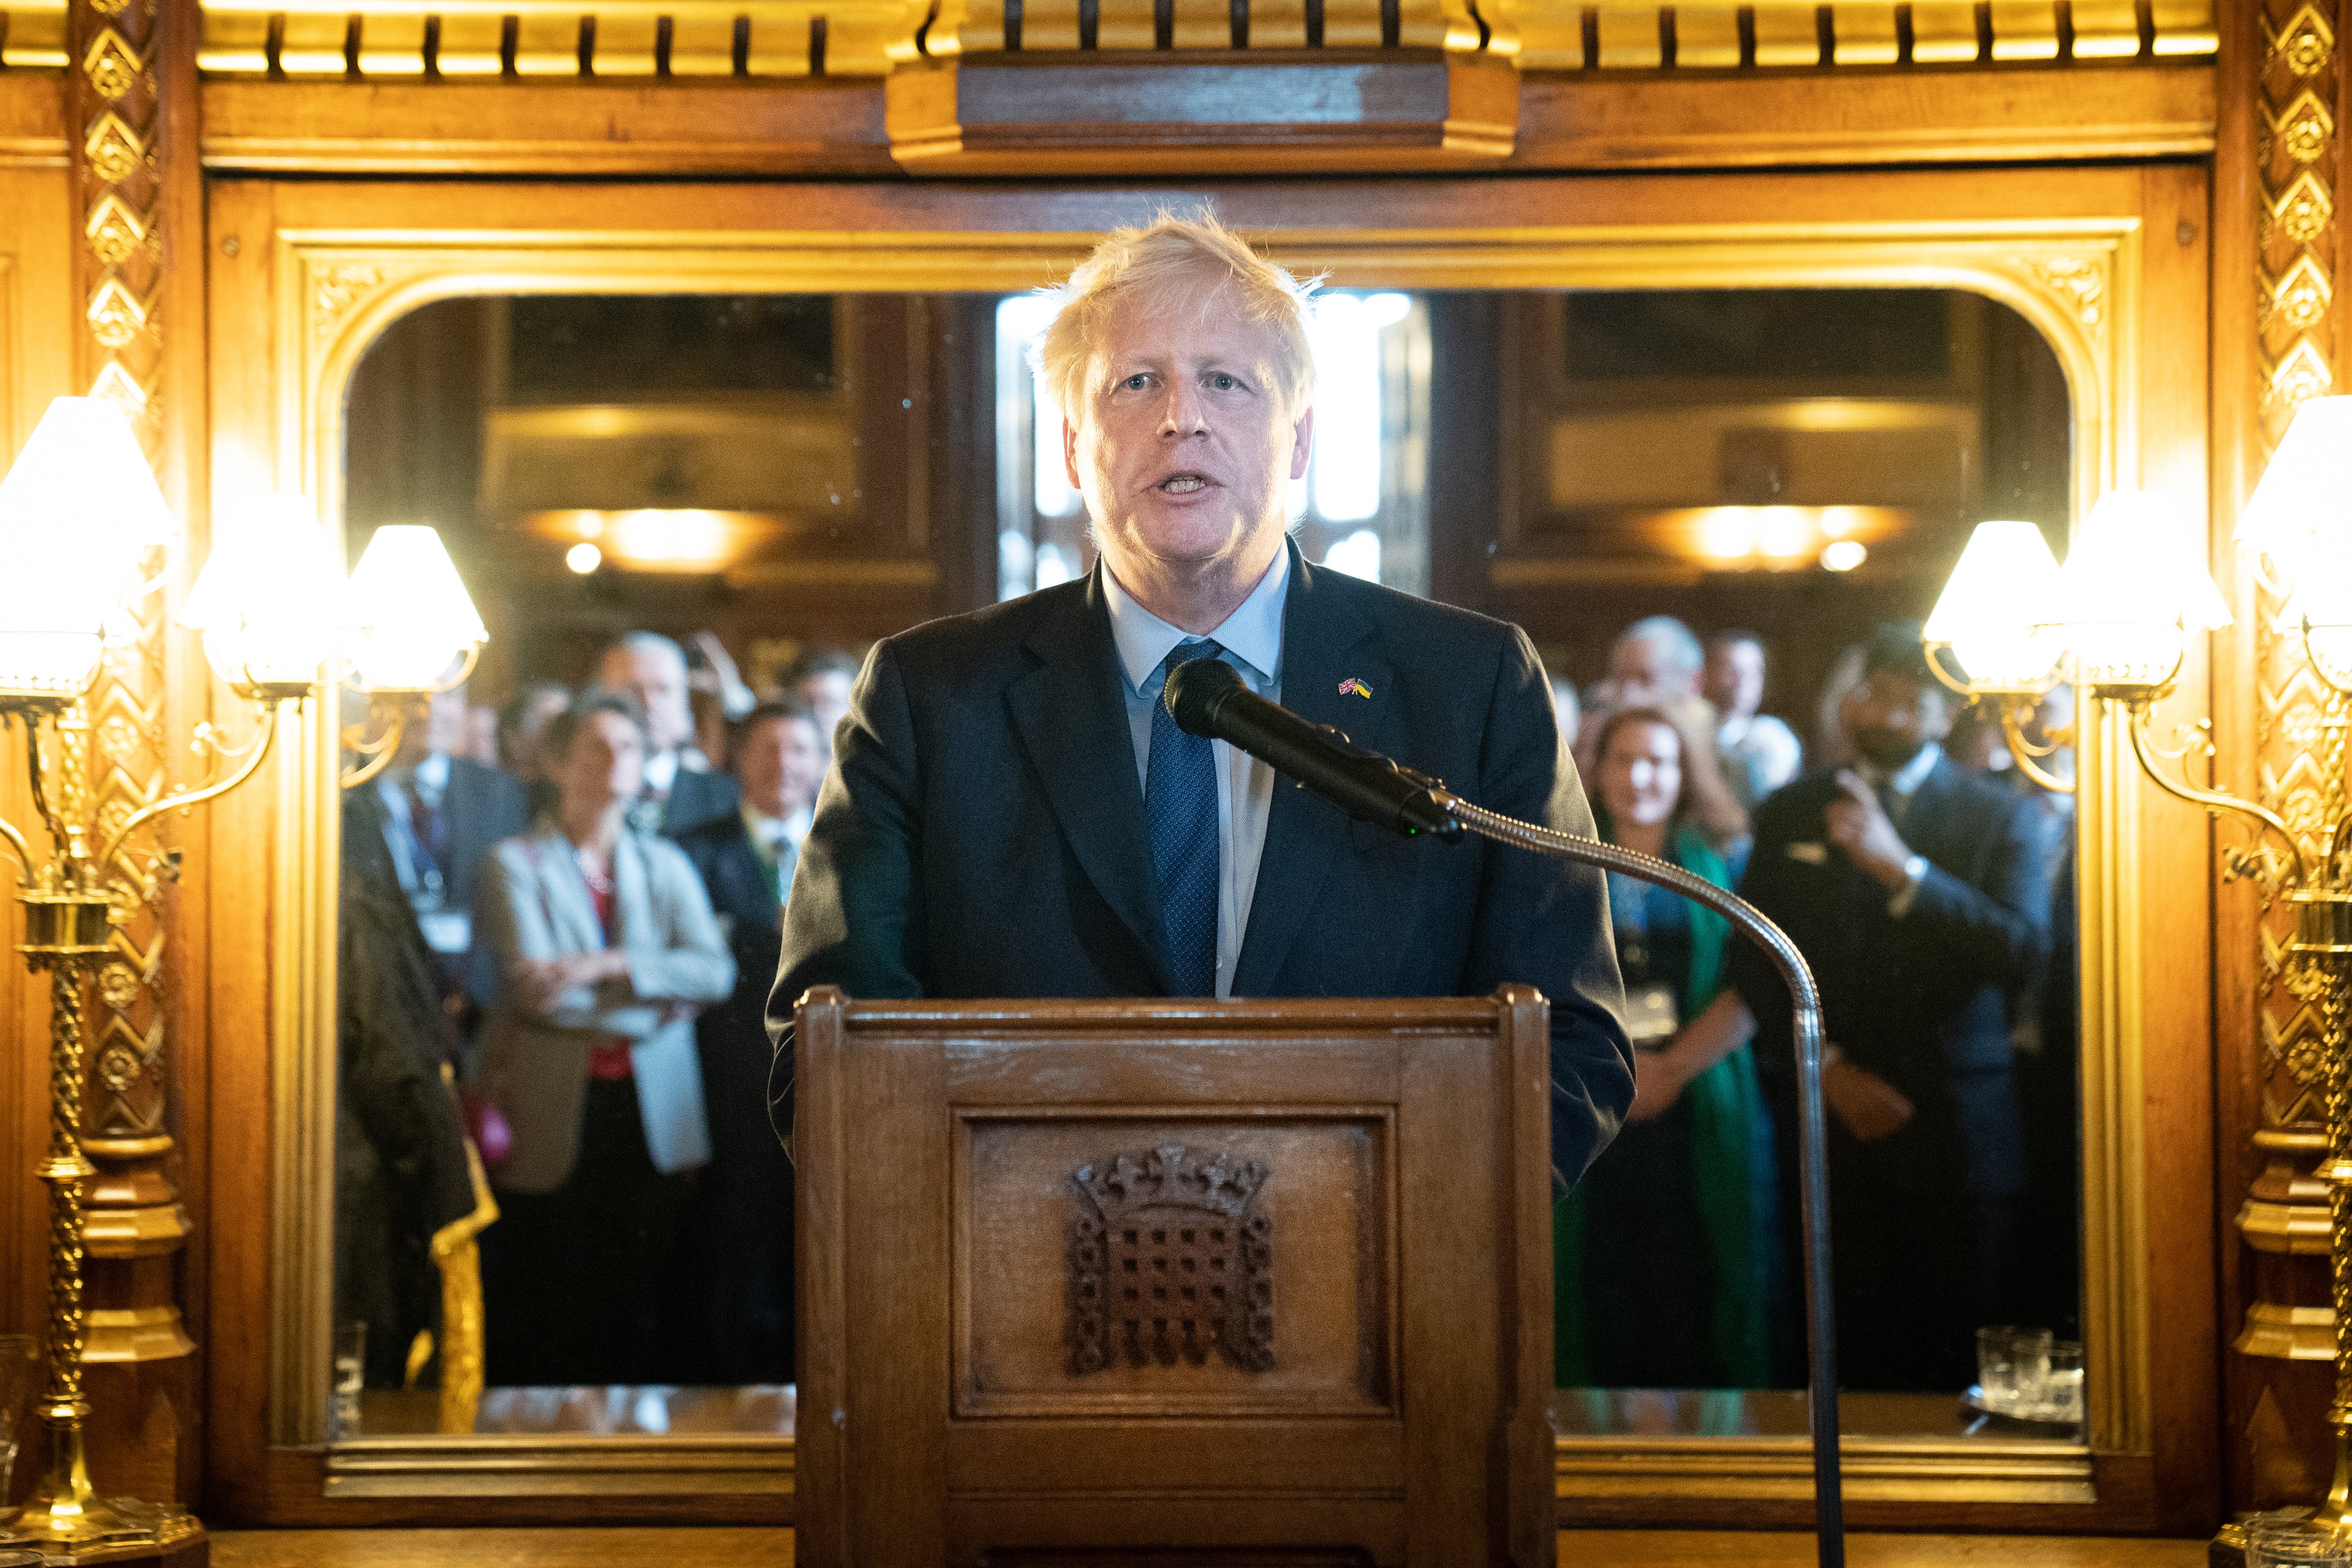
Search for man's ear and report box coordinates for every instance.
[1289,405,1315,482]
[1063,415,1083,490]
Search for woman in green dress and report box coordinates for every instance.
[1558,702,1780,1395]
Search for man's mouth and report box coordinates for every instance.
[1156,473,1212,494]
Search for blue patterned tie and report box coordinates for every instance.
[1148,640,1223,997]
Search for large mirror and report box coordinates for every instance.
[332,279,2082,1453]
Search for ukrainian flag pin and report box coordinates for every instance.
[1339,677,1373,698]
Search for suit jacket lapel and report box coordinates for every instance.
[532,826,606,953]
[1005,571,1172,991]
[1231,548,1382,996]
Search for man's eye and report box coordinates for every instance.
[1122,374,1149,390]
[1209,373,1237,390]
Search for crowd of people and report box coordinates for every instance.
[336,632,856,1394]
[1560,614,2078,1394]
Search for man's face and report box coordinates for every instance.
[1704,640,1765,721]
[560,710,645,810]
[1064,282,1312,590]
[737,715,826,819]
[599,644,692,754]
[1606,634,1698,702]
[1840,669,1951,771]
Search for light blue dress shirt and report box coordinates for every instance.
[1101,545,1289,1000]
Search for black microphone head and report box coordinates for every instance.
[1164,655,1243,736]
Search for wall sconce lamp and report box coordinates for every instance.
[0,401,478,1556]
[1926,394,2352,1525]
[334,524,488,790]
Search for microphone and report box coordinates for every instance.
[1163,659,1463,840]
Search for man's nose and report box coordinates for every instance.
[1160,379,1206,436]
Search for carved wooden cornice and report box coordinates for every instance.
[0,0,2220,78]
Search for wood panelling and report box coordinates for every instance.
[190,62,2217,176]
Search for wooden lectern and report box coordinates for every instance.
[794,986,1557,1566]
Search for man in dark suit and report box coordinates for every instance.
[376,687,527,983]
[598,631,741,844]
[676,699,826,1382]
[773,213,1633,1189]
[1729,623,2059,1391]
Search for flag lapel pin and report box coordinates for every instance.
[1339,677,1373,698]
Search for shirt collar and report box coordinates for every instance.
[413,751,450,792]
[1101,542,1289,695]
[1862,742,1942,797]
[644,748,679,795]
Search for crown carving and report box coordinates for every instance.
[1074,1145,1267,1222]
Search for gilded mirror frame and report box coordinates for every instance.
[230,179,2188,1524]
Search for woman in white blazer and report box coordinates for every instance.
[472,690,735,1386]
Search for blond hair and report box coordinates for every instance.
[1038,210,1318,427]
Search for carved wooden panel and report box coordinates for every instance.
[1067,1144,1274,1375]
[958,1115,1389,1417]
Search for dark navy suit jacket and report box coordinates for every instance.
[1728,754,2058,1198]
[770,547,1635,1186]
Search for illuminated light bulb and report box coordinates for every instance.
[178,493,344,694]
[342,524,487,692]
[1820,507,1860,539]
[2056,492,2231,694]
[1756,507,1814,558]
[1923,521,2064,689]
[1820,539,1868,573]
[1697,509,1757,561]
[2238,395,2352,593]
[566,541,603,574]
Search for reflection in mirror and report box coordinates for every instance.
[333,282,2079,1450]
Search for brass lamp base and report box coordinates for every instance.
[3,1499,206,1565]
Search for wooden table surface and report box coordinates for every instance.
[210,1528,2214,1566]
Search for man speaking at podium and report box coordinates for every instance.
[772,213,1634,1187]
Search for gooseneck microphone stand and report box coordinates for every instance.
[1164,659,1845,1568]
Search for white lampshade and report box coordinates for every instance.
[0,398,180,698]
[1922,520,2066,691]
[2055,491,2232,693]
[2238,395,2352,590]
[342,525,486,692]
[179,494,344,693]
[0,397,179,584]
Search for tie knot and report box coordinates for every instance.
[1163,639,1222,677]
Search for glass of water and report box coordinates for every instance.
[331,1320,368,1440]
[1975,1325,2053,1415]
[2248,1516,2352,1567]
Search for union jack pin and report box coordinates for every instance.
[1339,677,1373,698]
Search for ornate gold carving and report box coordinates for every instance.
[81,26,142,98]
[85,278,148,349]
[83,112,145,184]
[2271,337,2335,408]
[2274,172,2336,248]
[2268,255,2334,333]
[2025,255,2107,331]
[2269,2,2335,74]
[312,263,388,340]
[85,362,148,425]
[84,195,149,269]
[2272,90,2338,164]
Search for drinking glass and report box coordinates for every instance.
[1975,1325,2052,1415]
[2248,1516,2352,1567]
[2036,1339,2085,1424]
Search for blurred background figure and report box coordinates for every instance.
[675,698,828,1384]
[1579,616,1715,780]
[597,631,741,843]
[687,630,759,777]
[785,647,859,759]
[1810,642,1869,773]
[1556,703,1772,1394]
[473,693,735,1387]
[498,679,574,821]
[1705,630,1802,813]
[373,686,527,981]
[1550,675,1581,754]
